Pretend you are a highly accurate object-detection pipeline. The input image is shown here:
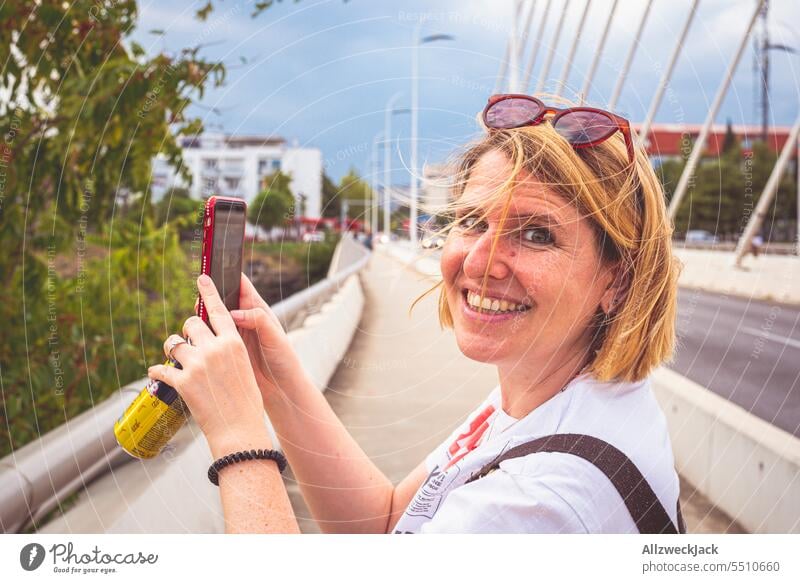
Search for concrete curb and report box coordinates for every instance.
[651,367,800,534]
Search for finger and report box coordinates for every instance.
[197,274,237,336]
[238,272,269,311]
[163,334,195,365]
[230,307,283,333]
[182,315,214,346]
[194,296,200,315]
[148,363,186,391]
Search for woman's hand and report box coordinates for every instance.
[227,273,307,404]
[149,274,271,457]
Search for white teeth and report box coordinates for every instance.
[465,290,528,314]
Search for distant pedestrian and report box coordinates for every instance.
[151,94,684,534]
[751,234,764,258]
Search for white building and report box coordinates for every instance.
[151,133,323,218]
[421,162,453,212]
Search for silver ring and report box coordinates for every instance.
[167,337,189,360]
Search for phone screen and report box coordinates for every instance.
[210,199,246,311]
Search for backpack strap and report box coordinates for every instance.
[464,433,685,534]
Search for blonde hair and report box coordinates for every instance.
[417,113,680,383]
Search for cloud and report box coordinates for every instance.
[131,0,799,183]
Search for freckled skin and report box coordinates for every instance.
[441,150,618,372]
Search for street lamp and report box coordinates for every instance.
[384,93,410,238]
[364,132,383,237]
[370,131,384,236]
[410,24,454,247]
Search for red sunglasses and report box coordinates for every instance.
[482,94,635,164]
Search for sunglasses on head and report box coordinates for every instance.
[482,94,635,164]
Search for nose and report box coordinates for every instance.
[461,228,512,281]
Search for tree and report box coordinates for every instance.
[153,188,204,240]
[721,118,737,154]
[337,168,376,225]
[747,141,797,242]
[659,138,796,241]
[249,171,295,239]
[0,0,288,458]
[321,172,341,218]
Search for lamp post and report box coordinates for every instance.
[371,132,383,236]
[410,24,454,247]
[384,93,410,238]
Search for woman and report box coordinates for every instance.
[150,94,682,534]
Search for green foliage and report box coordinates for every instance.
[154,188,205,240]
[321,172,341,218]
[249,235,339,283]
[659,139,797,240]
[0,214,195,458]
[1,3,224,250]
[296,234,340,282]
[721,119,737,154]
[338,168,376,220]
[249,171,295,232]
[0,0,284,458]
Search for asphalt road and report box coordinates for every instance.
[672,289,800,437]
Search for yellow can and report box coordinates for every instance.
[114,360,190,459]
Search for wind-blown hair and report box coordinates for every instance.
[417,108,680,382]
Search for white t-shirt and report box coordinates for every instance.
[392,373,680,533]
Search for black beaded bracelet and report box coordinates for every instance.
[208,448,288,486]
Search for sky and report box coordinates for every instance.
[131,0,800,185]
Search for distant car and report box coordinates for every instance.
[685,230,718,244]
[421,236,445,250]
[302,231,325,243]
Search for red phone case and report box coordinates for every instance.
[197,196,247,324]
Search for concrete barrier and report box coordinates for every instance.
[651,367,800,534]
[289,275,365,392]
[39,274,367,533]
[39,417,224,533]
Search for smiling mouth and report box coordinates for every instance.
[462,289,532,315]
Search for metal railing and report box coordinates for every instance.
[0,235,370,533]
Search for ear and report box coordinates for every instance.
[599,261,630,316]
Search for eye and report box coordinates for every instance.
[521,227,554,245]
[457,215,487,232]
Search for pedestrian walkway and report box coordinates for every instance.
[284,249,744,534]
[674,248,800,305]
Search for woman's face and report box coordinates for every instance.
[440,149,619,370]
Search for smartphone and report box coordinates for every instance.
[198,196,247,326]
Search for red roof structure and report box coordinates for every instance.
[634,123,797,159]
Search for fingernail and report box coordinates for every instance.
[199,274,211,286]
[230,310,243,321]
